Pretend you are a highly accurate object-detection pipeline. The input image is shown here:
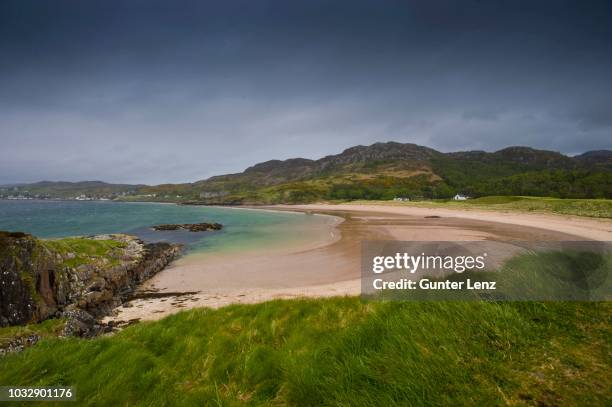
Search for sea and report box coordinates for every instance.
[0,200,335,256]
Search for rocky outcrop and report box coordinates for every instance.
[0,333,40,356]
[152,222,222,232]
[0,231,181,334]
[0,231,56,326]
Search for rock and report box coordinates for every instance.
[0,232,55,326]
[0,231,182,336]
[62,307,98,337]
[152,222,223,232]
[0,333,41,356]
[61,307,114,337]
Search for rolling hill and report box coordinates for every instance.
[179,142,612,203]
[2,142,611,203]
[0,181,145,200]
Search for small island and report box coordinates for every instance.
[152,222,223,232]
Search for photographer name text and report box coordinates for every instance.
[372,278,496,290]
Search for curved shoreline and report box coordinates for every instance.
[179,208,344,261]
[104,203,611,324]
[283,203,611,241]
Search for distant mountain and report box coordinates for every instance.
[26,181,144,190]
[573,150,612,168]
[3,143,611,202]
[0,181,145,199]
[448,146,575,168]
[200,142,440,189]
[186,142,611,203]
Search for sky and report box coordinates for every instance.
[1,0,611,185]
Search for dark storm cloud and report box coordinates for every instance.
[0,0,611,184]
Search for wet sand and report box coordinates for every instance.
[104,204,611,324]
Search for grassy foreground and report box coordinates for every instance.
[0,299,610,406]
[350,196,612,218]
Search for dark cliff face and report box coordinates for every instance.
[0,232,181,328]
[0,233,35,325]
[0,232,55,326]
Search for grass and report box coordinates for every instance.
[0,319,66,348]
[42,237,127,268]
[0,299,609,406]
[349,196,612,218]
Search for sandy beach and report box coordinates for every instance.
[104,204,612,324]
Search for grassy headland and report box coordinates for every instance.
[41,237,128,268]
[0,299,609,406]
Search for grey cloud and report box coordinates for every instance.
[462,110,501,122]
[0,0,611,184]
[574,105,612,131]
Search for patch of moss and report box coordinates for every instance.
[18,271,41,303]
[42,238,128,270]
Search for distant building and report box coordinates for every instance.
[453,194,469,201]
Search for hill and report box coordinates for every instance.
[0,181,144,200]
[2,142,611,203]
[184,143,612,203]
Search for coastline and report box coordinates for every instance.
[279,203,612,241]
[104,203,612,324]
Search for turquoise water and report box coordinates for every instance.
[0,200,333,254]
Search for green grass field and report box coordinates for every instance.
[351,196,612,218]
[0,299,610,406]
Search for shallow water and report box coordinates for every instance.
[0,200,335,256]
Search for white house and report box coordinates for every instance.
[453,194,469,201]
